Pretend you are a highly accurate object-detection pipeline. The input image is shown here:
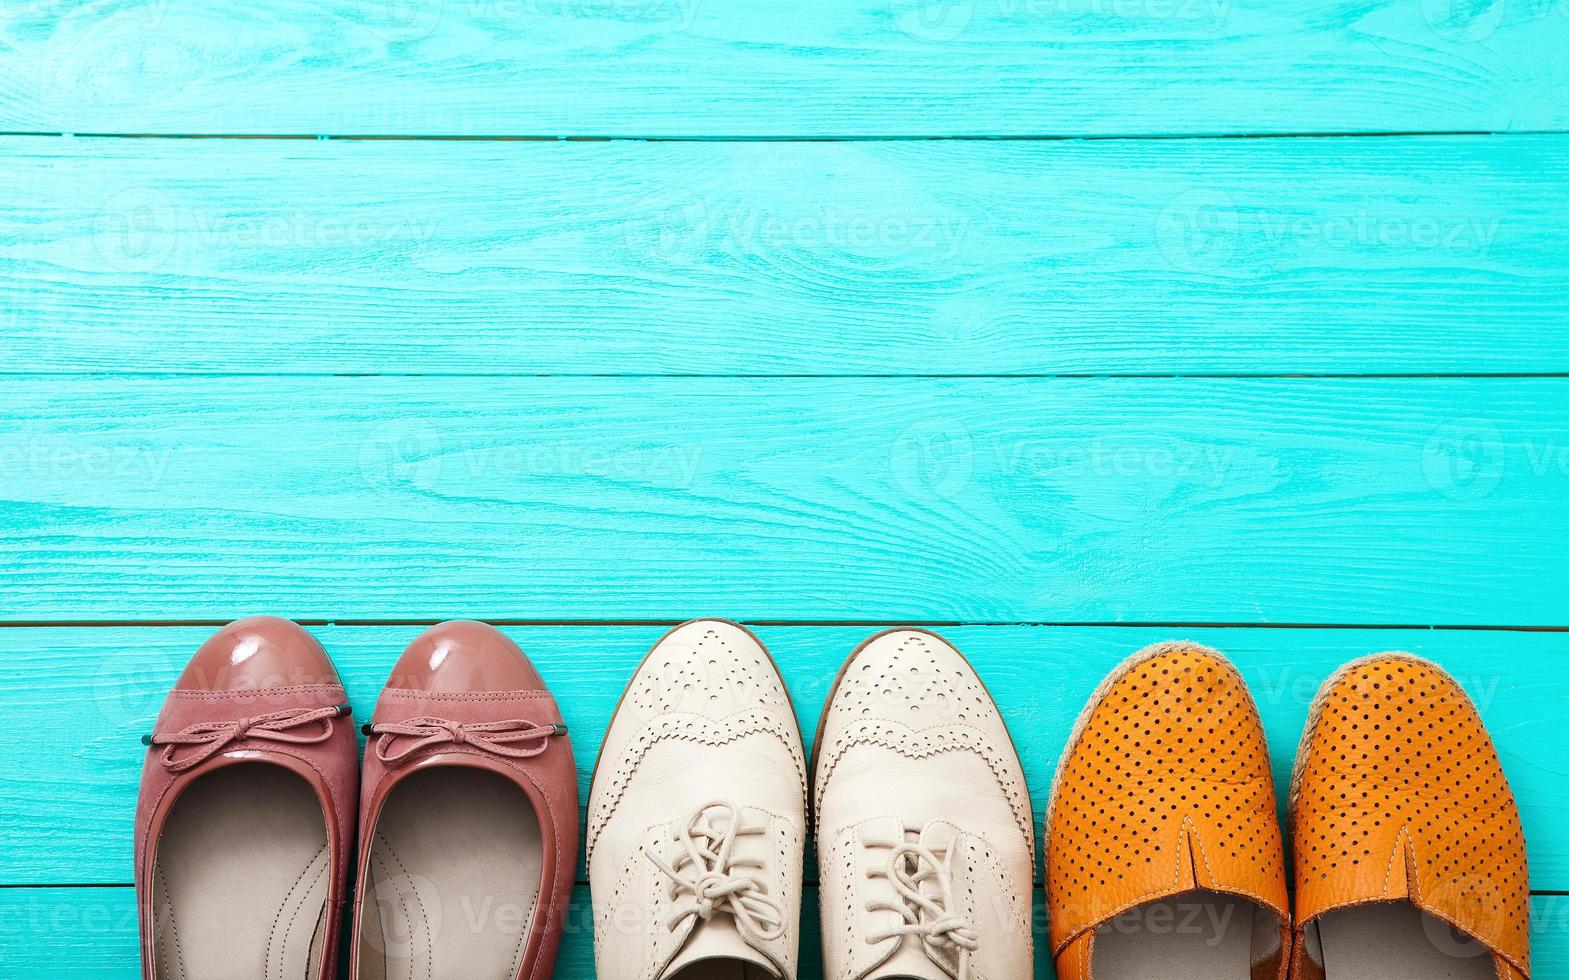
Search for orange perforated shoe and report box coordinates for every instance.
[1046,641,1291,980]
[1289,653,1530,980]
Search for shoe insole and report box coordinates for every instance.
[1317,902,1495,980]
[358,767,543,980]
[1092,890,1255,980]
[152,763,330,980]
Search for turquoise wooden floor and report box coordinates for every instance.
[3,1,1569,977]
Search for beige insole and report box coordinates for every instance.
[152,763,331,980]
[1317,902,1495,980]
[1092,890,1255,979]
[357,767,543,980]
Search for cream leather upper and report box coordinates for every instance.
[814,630,1035,980]
[588,620,808,980]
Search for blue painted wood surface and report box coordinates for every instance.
[3,0,1568,136]
[3,376,1569,624]
[2,0,1567,975]
[5,136,1569,375]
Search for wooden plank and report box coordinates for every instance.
[3,626,1565,886]
[1,376,1568,623]
[3,1,1567,137]
[5,136,1569,375]
[5,885,1565,980]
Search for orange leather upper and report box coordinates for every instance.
[1047,642,1290,979]
[1290,653,1531,979]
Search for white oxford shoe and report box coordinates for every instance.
[589,620,808,980]
[813,629,1035,980]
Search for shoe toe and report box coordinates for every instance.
[623,619,792,722]
[1292,653,1529,971]
[175,616,338,691]
[384,620,544,693]
[824,628,999,730]
[1047,641,1286,953]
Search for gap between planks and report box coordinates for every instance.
[5,372,1569,380]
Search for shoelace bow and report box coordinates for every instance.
[864,838,979,980]
[365,716,566,766]
[646,800,786,948]
[143,704,349,773]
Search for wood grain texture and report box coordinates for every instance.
[3,0,1568,137]
[2,376,1568,623]
[4,135,1569,375]
[4,885,1564,980]
[4,626,1565,886]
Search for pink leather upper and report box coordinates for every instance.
[134,618,358,980]
[350,622,579,980]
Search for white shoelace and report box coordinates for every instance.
[646,800,786,946]
[864,835,978,980]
